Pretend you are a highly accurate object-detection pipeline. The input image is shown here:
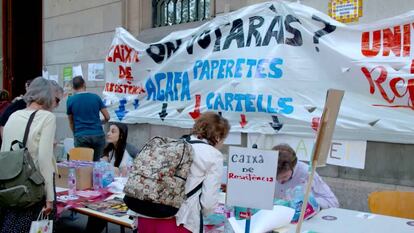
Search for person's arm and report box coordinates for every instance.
[37,113,57,214]
[67,114,74,133]
[311,172,339,209]
[66,97,74,133]
[200,153,223,216]
[100,108,110,124]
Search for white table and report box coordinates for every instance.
[281,208,414,233]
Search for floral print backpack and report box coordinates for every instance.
[123,136,205,218]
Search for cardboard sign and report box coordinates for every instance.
[247,134,367,169]
[226,146,278,210]
[313,89,344,166]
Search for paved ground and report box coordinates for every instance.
[55,211,134,233]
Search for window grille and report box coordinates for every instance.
[153,0,211,27]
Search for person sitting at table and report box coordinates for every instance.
[273,143,339,209]
[101,122,138,175]
[84,122,138,233]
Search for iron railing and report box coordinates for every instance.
[153,0,211,27]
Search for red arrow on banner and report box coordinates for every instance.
[189,94,201,119]
[240,114,248,128]
[311,117,320,131]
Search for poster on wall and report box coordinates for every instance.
[103,1,414,144]
[72,64,83,78]
[328,0,363,23]
[63,66,73,95]
[88,63,105,81]
[48,75,59,83]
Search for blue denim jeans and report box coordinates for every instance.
[74,134,105,161]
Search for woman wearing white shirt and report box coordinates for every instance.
[137,112,230,233]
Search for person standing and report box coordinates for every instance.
[0,77,63,233]
[136,112,230,233]
[66,76,110,161]
[0,79,32,140]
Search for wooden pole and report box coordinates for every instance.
[295,161,317,233]
[295,116,328,233]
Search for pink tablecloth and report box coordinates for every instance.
[56,189,113,217]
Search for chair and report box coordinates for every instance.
[368,191,414,219]
[68,147,94,161]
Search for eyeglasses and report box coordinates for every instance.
[55,97,60,105]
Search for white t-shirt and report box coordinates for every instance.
[109,149,133,168]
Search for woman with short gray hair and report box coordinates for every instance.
[0,77,63,233]
[24,77,62,111]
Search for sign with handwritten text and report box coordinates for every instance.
[103,1,414,144]
[248,133,367,169]
[226,146,278,210]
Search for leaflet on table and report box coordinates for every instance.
[85,197,128,217]
[229,205,295,233]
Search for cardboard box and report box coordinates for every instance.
[56,162,93,190]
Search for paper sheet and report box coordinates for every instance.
[42,70,49,79]
[88,63,105,81]
[48,74,59,83]
[229,205,295,233]
[55,187,69,193]
[72,64,83,78]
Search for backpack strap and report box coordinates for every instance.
[23,110,38,147]
[186,182,203,198]
[182,134,208,145]
[186,182,204,233]
[10,110,38,150]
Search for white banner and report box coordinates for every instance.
[103,1,414,143]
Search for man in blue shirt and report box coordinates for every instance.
[67,76,110,161]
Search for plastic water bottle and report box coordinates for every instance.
[68,165,77,197]
[102,162,115,188]
[93,162,103,190]
[224,205,235,233]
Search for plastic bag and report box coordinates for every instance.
[29,211,53,233]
